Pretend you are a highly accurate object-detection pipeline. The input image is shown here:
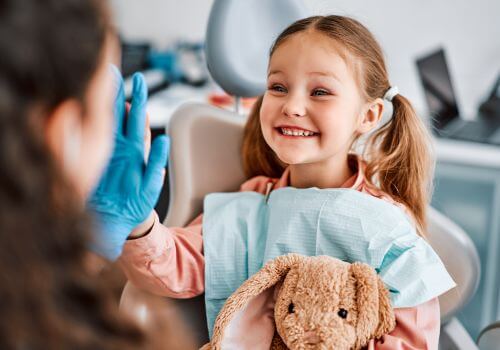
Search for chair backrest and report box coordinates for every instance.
[426,207,481,323]
[165,102,481,324]
[205,0,309,97]
[164,103,246,227]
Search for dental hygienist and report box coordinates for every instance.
[0,0,193,348]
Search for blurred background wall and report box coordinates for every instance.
[110,0,500,120]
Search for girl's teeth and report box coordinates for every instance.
[280,128,315,137]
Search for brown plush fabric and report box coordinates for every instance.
[204,254,396,350]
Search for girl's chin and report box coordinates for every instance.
[274,152,310,165]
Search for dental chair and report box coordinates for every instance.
[121,100,483,349]
[120,1,499,348]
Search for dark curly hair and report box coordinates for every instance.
[0,0,193,348]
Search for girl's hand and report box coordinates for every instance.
[88,67,169,261]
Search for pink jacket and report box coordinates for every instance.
[119,155,440,349]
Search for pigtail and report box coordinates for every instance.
[364,94,435,237]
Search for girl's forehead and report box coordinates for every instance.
[268,31,356,82]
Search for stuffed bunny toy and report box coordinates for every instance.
[202,253,396,350]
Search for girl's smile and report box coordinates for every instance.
[275,125,320,137]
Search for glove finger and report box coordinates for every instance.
[127,72,148,146]
[142,135,169,207]
[111,65,126,135]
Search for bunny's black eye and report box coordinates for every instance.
[288,302,295,314]
[338,308,348,319]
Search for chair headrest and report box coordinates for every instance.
[205,0,309,97]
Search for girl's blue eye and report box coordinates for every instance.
[312,89,329,96]
[270,84,287,93]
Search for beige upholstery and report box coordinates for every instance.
[164,103,246,227]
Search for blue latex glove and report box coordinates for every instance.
[88,67,170,260]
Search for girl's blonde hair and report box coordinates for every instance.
[241,15,434,237]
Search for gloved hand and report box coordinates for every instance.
[88,66,170,260]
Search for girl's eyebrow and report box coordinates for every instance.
[267,70,342,86]
[308,71,342,84]
[267,70,283,77]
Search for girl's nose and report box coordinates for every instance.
[282,94,306,117]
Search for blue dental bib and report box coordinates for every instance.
[202,187,455,336]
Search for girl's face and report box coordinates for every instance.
[260,30,377,167]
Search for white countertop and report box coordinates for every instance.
[435,138,500,168]
[145,85,500,169]
[146,84,211,128]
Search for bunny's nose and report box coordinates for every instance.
[303,331,321,344]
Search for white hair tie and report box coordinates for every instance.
[383,86,399,101]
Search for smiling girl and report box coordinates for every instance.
[109,15,453,349]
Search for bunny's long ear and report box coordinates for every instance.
[373,277,396,339]
[209,254,303,350]
[350,262,396,350]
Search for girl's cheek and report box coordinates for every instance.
[261,97,278,119]
[259,105,271,125]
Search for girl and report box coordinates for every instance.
[106,15,453,349]
[0,0,193,348]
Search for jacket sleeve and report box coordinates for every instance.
[117,176,275,298]
[118,211,205,298]
[367,298,440,350]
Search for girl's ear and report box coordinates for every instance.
[357,98,384,135]
[210,254,303,349]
